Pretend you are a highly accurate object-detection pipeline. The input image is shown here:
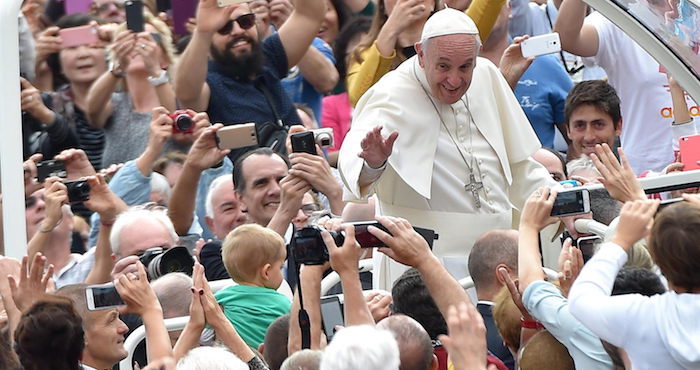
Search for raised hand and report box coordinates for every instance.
[54,148,97,180]
[41,177,69,232]
[323,224,362,276]
[112,30,137,70]
[498,267,532,321]
[148,107,175,148]
[23,153,44,197]
[114,261,161,316]
[358,126,398,169]
[84,174,127,223]
[611,199,659,251]
[590,144,646,203]
[519,187,559,232]
[195,0,236,34]
[384,0,430,35]
[20,78,54,124]
[438,302,489,370]
[557,238,584,297]
[184,123,231,171]
[370,216,432,269]
[135,32,164,77]
[34,26,62,65]
[268,0,294,28]
[365,291,392,323]
[9,253,55,313]
[500,35,535,90]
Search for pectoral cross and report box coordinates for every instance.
[465,172,483,209]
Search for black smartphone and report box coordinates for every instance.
[291,131,317,155]
[320,296,344,341]
[125,0,145,33]
[36,160,67,182]
[575,235,601,263]
[64,179,91,203]
[551,188,591,217]
[85,284,125,310]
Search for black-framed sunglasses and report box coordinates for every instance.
[217,13,256,35]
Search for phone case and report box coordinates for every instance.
[217,123,258,150]
[520,32,561,58]
[171,0,198,35]
[126,0,145,33]
[59,25,98,48]
[679,135,700,171]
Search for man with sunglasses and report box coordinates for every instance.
[174,0,325,161]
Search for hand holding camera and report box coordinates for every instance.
[83,174,127,224]
[20,78,54,124]
[24,154,44,196]
[611,199,659,251]
[520,187,560,233]
[185,123,231,171]
[278,174,312,219]
[323,224,362,276]
[369,216,434,269]
[41,178,69,230]
[34,26,62,65]
[111,30,137,70]
[54,148,97,180]
[149,107,175,147]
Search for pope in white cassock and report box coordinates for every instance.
[338,8,558,290]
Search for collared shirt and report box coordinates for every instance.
[55,247,96,289]
[523,280,613,370]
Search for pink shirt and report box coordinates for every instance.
[321,92,352,152]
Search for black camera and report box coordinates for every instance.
[138,246,195,280]
[36,160,67,182]
[291,131,317,155]
[64,180,91,203]
[292,225,342,265]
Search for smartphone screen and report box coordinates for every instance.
[320,296,344,341]
[352,222,386,248]
[86,284,125,310]
[551,189,590,217]
[576,236,601,263]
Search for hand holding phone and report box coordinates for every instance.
[216,123,258,149]
[86,283,125,310]
[550,188,590,217]
[320,296,344,341]
[59,25,98,48]
[679,134,700,171]
[291,131,317,155]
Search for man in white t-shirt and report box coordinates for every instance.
[555,0,676,174]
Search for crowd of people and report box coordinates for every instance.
[2,0,700,368]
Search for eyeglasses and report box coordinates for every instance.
[217,13,256,35]
[300,203,322,216]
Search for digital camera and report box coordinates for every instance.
[138,246,195,280]
[169,110,194,134]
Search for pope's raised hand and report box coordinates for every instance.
[358,126,398,169]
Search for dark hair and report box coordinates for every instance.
[467,230,518,292]
[391,268,447,339]
[612,267,666,297]
[564,80,622,129]
[333,16,372,83]
[589,188,622,226]
[14,295,85,370]
[330,0,353,37]
[542,147,568,178]
[46,13,99,89]
[262,314,290,370]
[232,147,290,194]
[649,202,700,291]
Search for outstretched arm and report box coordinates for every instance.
[553,0,599,57]
[276,0,325,69]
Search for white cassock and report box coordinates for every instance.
[338,55,557,290]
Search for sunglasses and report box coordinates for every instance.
[95,1,125,12]
[217,13,256,35]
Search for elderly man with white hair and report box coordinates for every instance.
[338,7,556,289]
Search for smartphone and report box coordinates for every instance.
[85,283,125,310]
[679,135,700,171]
[575,235,601,263]
[520,32,562,58]
[352,221,388,248]
[320,296,344,341]
[171,0,197,35]
[216,123,258,150]
[550,188,590,217]
[125,0,145,33]
[217,0,249,7]
[59,25,98,48]
[658,197,683,213]
[291,131,316,155]
[36,160,67,182]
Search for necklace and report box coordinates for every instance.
[413,66,484,208]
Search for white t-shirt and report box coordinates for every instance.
[585,12,676,174]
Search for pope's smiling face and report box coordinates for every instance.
[416,34,479,105]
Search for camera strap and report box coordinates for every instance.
[254,78,285,129]
[294,263,312,349]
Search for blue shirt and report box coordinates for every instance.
[523,280,613,370]
[281,37,335,120]
[515,55,573,148]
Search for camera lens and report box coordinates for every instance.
[174,114,193,132]
[147,246,194,280]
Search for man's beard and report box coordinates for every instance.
[211,35,264,80]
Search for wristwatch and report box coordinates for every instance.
[109,60,124,78]
[147,69,170,87]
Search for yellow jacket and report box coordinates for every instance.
[346,0,505,106]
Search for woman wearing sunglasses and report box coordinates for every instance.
[85,10,177,168]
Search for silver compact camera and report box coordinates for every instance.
[312,128,334,149]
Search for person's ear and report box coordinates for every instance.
[494,264,511,286]
[416,42,426,68]
[565,123,572,140]
[204,216,215,231]
[260,263,272,281]
[235,190,248,212]
[257,342,265,355]
[615,118,623,136]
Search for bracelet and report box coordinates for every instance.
[38,216,63,233]
[520,317,545,330]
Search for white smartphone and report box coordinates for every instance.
[520,32,562,58]
[216,123,258,150]
[550,188,590,217]
[217,0,249,7]
[85,283,125,311]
